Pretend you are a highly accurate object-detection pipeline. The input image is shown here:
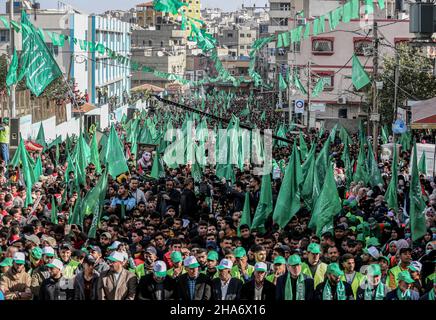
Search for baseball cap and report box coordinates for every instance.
[42,246,55,257]
[206,241,217,250]
[170,251,183,263]
[326,263,344,277]
[207,250,219,261]
[307,243,321,254]
[89,245,102,255]
[367,246,380,259]
[273,256,286,265]
[46,258,64,270]
[100,232,112,239]
[83,255,96,266]
[0,258,13,267]
[183,256,200,269]
[60,243,73,251]
[367,264,382,276]
[13,252,26,265]
[280,245,291,252]
[153,261,167,277]
[378,256,389,264]
[287,254,302,266]
[145,246,157,255]
[31,247,43,260]
[409,261,422,273]
[254,262,267,272]
[366,237,380,247]
[399,247,412,255]
[2,117,9,124]
[24,234,40,246]
[397,270,415,284]
[216,259,233,270]
[234,247,247,258]
[107,251,124,263]
[108,241,121,251]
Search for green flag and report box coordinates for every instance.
[260,111,266,122]
[6,49,18,88]
[105,125,129,178]
[367,144,383,187]
[381,125,389,144]
[251,173,273,234]
[385,145,398,212]
[299,131,308,161]
[70,194,83,228]
[87,171,109,238]
[409,143,427,241]
[36,123,46,148]
[150,152,165,179]
[51,196,58,224]
[352,54,371,90]
[273,142,303,228]
[301,146,321,210]
[315,138,330,186]
[20,12,62,96]
[238,192,252,237]
[418,151,427,175]
[309,164,342,236]
[15,136,36,206]
[89,133,102,174]
[311,78,324,97]
[353,142,368,185]
[33,156,42,182]
[279,73,288,91]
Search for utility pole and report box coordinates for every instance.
[306,61,311,129]
[9,0,16,118]
[372,21,379,155]
[392,50,400,145]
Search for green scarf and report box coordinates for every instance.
[284,273,305,300]
[323,281,346,300]
[364,281,385,300]
[429,289,435,301]
[397,288,411,300]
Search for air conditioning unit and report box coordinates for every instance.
[338,96,347,104]
[296,18,306,26]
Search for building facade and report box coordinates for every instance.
[219,26,258,57]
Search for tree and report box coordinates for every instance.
[377,44,436,125]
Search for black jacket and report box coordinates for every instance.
[211,277,243,300]
[39,277,75,300]
[136,274,177,300]
[385,289,420,300]
[240,279,276,301]
[275,273,314,300]
[180,188,198,219]
[314,280,354,300]
[177,273,212,300]
[73,271,100,300]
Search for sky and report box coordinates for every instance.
[5,0,269,14]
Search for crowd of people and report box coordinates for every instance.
[0,91,434,301]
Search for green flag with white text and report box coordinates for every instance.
[251,173,273,234]
[352,54,371,90]
[410,143,427,241]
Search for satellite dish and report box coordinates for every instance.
[157,51,164,57]
[392,119,407,134]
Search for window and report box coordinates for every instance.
[394,38,409,49]
[280,3,291,11]
[149,40,153,46]
[0,30,9,42]
[354,38,372,56]
[312,38,334,55]
[160,41,164,47]
[45,42,59,56]
[240,45,245,49]
[279,18,288,26]
[338,108,348,118]
[240,33,245,38]
[313,71,334,90]
[246,33,251,38]
[227,33,233,38]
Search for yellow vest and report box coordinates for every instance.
[387,265,408,289]
[301,262,327,288]
[0,125,9,144]
[230,265,254,282]
[167,267,187,278]
[340,272,365,299]
[63,260,80,279]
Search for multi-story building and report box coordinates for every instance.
[268,0,412,126]
[131,25,186,88]
[136,1,164,28]
[88,15,131,109]
[219,25,258,57]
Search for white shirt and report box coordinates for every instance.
[220,279,230,300]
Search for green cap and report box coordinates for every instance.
[170,251,183,263]
[327,263,344,277]
[367,264,381,276]
[356,234,365,243]
[81,247,89,254]
[307,243,321,254]
[397,271,414,284]
[31,247,43,260]
[366,237,380,247]
[287,254,302,266]
[234,247,247,258]
[0,258,13,267]
[378,256,389,264]
[207,250,219,261]
[2,117,9,124]
[349,200,358,208]
[408,265,418,272]
[273,256,286,265]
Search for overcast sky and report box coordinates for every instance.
[2,0,268,14]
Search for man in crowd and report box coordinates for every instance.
[314,263,354,300]
[0,252,32,300]
[301,243,327,288]
[240,262,275,300]
[176,256,211,300]
[276,254,314,300]
[211,258,242,300]
[136,261,177,300]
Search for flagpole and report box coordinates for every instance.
[9,0,16,118]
